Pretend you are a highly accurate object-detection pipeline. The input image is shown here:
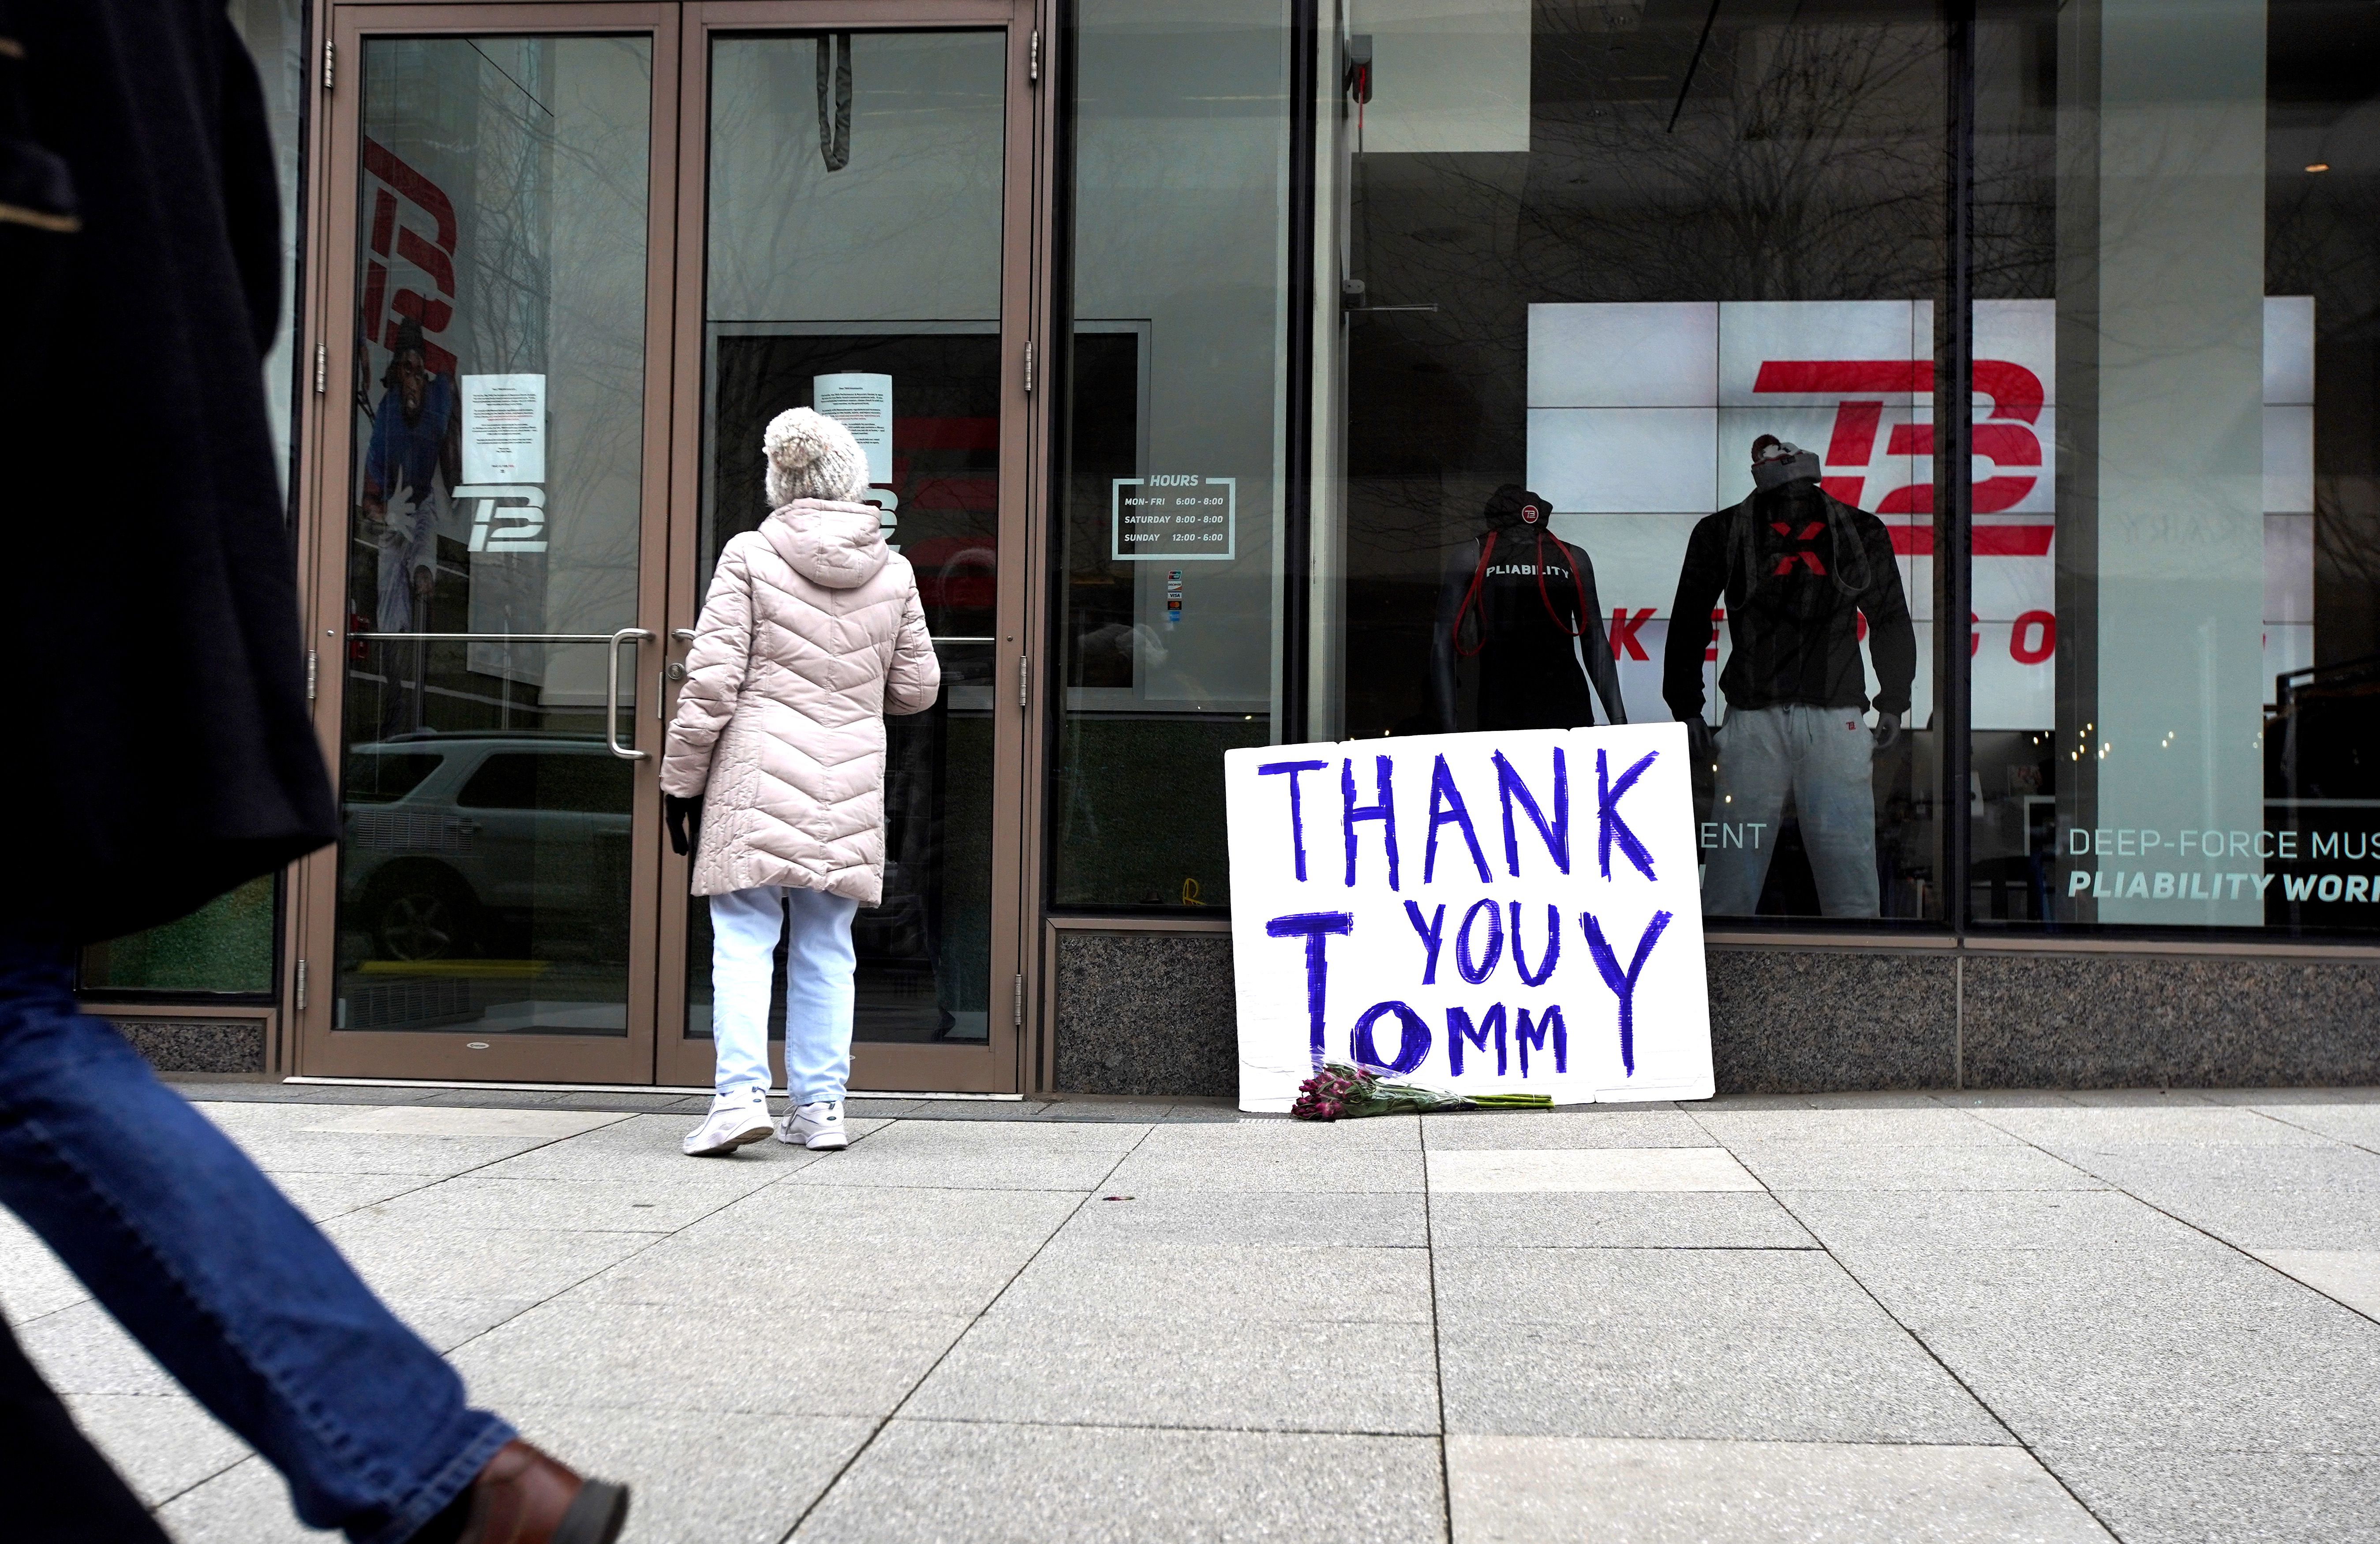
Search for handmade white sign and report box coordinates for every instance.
[1225,724,1713,1111]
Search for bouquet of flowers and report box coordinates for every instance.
[1290,1063,1554,1121]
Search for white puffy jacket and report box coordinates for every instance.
[660,499,941,903]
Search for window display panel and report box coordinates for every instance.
[1972,0,2380,932]
[1328,0,1949,922]
[1050,1,1293,911]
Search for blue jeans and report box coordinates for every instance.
[709,884,860,1105]
[1702,703,1882,918]
[0,937,513,1544]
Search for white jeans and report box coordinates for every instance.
[708,885,861,1105]
[1701,704,1881,918]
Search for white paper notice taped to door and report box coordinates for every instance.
[460,374,546,485]
[813,372,894,487]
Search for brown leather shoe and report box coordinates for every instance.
[456,1440,629,1544]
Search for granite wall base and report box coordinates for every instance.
[1704,947,1957,1092]
[1048,931,2380,1096]
[1962,952,2380,1088]
[1048,931,1963,1097]
[106,1018,267,1075]
[1053,931,1236,1098]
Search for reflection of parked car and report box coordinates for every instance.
[341,734,632,960]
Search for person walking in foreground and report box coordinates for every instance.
[0,4,627,1540]
[663,408,941,1158]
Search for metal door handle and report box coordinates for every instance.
[607,627,654,760]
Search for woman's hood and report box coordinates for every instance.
[762,499,889,589]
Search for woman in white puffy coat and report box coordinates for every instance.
[661,408,940,1156]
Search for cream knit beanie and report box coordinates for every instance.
[762,407,870,506]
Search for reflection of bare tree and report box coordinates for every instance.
[2270,98,2380,655]
[1345,12,1957,566]
[356,37,654,640]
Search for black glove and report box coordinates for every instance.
[664,794,703,857]
[1871,715,1902,756]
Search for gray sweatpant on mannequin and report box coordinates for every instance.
[1701,704,1880,918]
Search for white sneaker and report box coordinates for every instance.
[682,1094,774,1156]
[777,1100,847,1150]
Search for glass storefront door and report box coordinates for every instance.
[293,2,1037,1091]
[295,7,678,1083]
[653,5,1037,1092]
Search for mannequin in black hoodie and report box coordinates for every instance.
[1432,485,1628,732]
[1664,437,1914,917]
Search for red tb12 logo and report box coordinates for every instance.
[1751,360,2044,514]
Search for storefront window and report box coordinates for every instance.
[1322,0,1951,923]
[1969,0,2378,933]
[1050,0,1295,910]
[80,0,305,996]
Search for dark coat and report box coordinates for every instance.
[2,0,337,943]
[1662,480,1918,723]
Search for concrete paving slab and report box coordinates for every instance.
[900,1101,1053,1121]
[1051,1190,1429,1248]
[1428,1147,1762,1193]
[990,1238,1433,1325]
[1699,1108,2015,1146]
[1130,1116,1420,1151]
[379,1293,545,1353]
[2254,1103,2380,1149]
[470,1111,852,1180]
[709,1178,1083,1243]
[906,1315,1442,1434]
[296,1106,628,1139]
[2039,1444,2380,1544]
[786,1143,1130,1192]
[355,1171,779,1233]
[202,1129,552,1178]
[450,1298,969,1417]
[19,1300,178,1396]
[1727,1143,2105,1192]
[1428,1191,1817,1250]
[156,1454,330,1542]
[1421,1107,1715,1150]
[262,1170,430,1222]
[2198,1087,2380,1106]
[1778,1188,2199,1255]
[2252,1249,2380,1320]
[1439,1317,2006,1444]
[847,1118,1150,1149]
[1446,1435,2112,1543]
[0,1209,88,1324]
[63,1391,248,1507]
[2054,1090,2219,1107]
[316,1215,653,1303]
[1973,1105,2332,1146]
[1098,1147,1426,1194]
[1435,1246,1897,1331]
[794,1421,1446,1544]
[574,1228,1045,1317]
[508,1406,873,1544]
[2044,1143,2380,1250]
[844,1098,926,1117]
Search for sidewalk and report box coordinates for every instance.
[8,1084,2380,1543]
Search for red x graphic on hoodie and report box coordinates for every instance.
[1770,521,1827,576]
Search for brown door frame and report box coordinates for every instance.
[652,0,1049,1094]
[289,2,685,1083]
